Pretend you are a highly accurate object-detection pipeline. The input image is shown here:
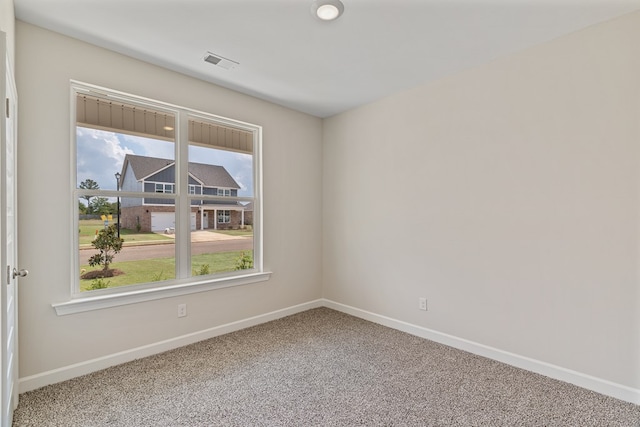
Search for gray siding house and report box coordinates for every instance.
[119,154,247,232]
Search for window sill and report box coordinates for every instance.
[52,271,272,316]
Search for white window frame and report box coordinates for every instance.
[53,81,270,316]
[217,188,231,197]
[189,184,202,195]
[153,182,174,193]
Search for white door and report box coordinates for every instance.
[1,33,24,427]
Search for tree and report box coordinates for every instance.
[79,179,100,208]
[110,201,119,215]
[88,225,123,271]
[90,196,113,215]
[78,201,87,215]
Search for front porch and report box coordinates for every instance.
[196,205,248,230]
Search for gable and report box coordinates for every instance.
[125,154,174,181]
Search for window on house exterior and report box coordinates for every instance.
[217,210,231,223]
[154,183,174,193]
[69,81,265,307]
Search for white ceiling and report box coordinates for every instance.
[13,0,640,118]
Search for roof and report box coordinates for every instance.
[188,162,240,189]
[122,154,240,189]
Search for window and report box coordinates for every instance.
[154,183,174,194]
[217,210,231,224]
[67,81,267,309]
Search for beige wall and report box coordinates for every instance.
[16,22,323,378]
[323,11,640,389]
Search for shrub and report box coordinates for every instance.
[235,252,253,270]
[88,225,124,271]
[151,270,166,282]
[193,264,210,276]
[88,278,110,290]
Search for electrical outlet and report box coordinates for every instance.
[177,303,187,318]
[418,297,427,311]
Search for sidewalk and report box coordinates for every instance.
[80,230,249,249]
[162,230,247,242]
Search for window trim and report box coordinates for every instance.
[53,271,271,315]
[58,81,269,315]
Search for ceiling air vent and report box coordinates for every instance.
[204,52,239,70]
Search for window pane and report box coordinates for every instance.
[78,199,176,291]
[188,116,255,276]
[188,123,254,199]
[191,203,254,276]
[76,128,176,191]
[76,95,179,292]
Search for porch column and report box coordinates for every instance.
[241,208,245,227]
[214,209,218,230]
[200,209,204,230]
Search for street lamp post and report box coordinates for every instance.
[115,172,121,238]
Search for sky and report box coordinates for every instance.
[76,127,254,197]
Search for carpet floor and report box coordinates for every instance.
[13,308,640,426]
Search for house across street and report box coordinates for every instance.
[118,154,252,233]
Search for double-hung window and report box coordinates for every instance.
[154,183,174,194]
[60,81,268,314]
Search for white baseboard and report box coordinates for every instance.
[19,298,639,406]
[19,299,324,393]
[323,299,640,405]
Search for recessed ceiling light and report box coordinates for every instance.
[311,0,344,21]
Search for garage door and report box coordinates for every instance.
[151,212,196,232]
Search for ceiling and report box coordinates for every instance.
[13,0,640,118]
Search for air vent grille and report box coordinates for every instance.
[203,52,239,70]
[204,54,221,65]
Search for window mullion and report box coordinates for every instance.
[175,111,191,279]
[253,127,263,272]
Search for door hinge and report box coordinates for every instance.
[5,98,8,118]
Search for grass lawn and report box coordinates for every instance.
[79,250,252,291]
[79,219,173,247]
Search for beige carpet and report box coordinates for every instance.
[13,308,640,426]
